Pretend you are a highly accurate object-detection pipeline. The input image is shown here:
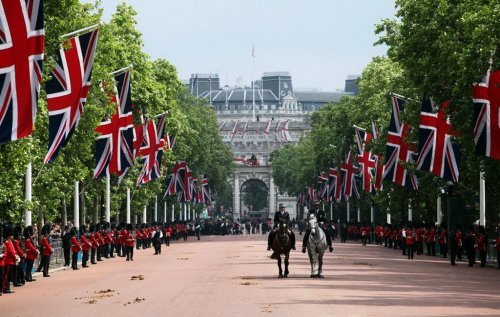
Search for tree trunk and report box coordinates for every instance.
[61,197,67,226]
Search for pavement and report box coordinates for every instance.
[2,234,500,317]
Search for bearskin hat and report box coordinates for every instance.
[80,225,87,234]
[111,223,116,230]
[23,226,33,238]
[41,224,51,235]
[126,223,133,231]
[89,225,95,233]
[2,224,13,239]
[70,227,77,236]
[95,223,101,231]
[13,225,22,239]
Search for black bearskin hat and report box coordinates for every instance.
[126,223,133,231]
[23,226,33,238]
[70,227,77,236]
[13,225,22,239]
[89,225,95,233]
[2,224,13,239]
[95,223,101,231]
[80,225,87,234]
[111,223,116,230]
[41,224,51,235]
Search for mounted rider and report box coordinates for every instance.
[302,200,333,253]
[267,203,296,251]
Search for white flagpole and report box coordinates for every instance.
[105,174,110,222]
[408,199,413,221]
[357,205,360,223]
[437,196,442,224]
[154,196,158,222]
[143,206,147,224]
[347,200,350,222]
[171,204,175,222]
[109,64,133,76]
[74,181,80,228]
[60,23,102,38]
[370,204,374,223]
[126,188,131,223]
[25,163,32,226]
[480,171,486,226]
[252,45,256,121]
[164,201,167,223]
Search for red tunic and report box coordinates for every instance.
[123,230,134,247]
[95,232,105,245]
[71,236,81,253]
[405,229,414,245]
[439,230,447,244]
[80,235,91,251]
[104,231,112,244]
[25,239,38,260]
[41,237,53,256]
[455,231,463,247]
[477,234,487,251]
[496,237,500,251]
[90,234,99,249]
[14,239,25,258]
[3,240,17,265]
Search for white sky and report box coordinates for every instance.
[84,0,396,91]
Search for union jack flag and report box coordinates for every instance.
[0,0,44,143]
[263,121,271,134]
[163,161,186,198]
[416,98,461,183]
[472,69,500,160]
[281,120,292,142]
[354,126,376,192]
[371,121,384,191]
[327,168,343,202]
[317,171,328,200]
[340,150,360,199]
[136,114,169,186]
[382,95,418,190]
[44,28,99,163]
[94,70,134,178]
[230,121,238,141]
[201,175,212,205]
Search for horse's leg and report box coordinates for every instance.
[318,252,324,278]
[277,257,283,278]
[284,254,289,277]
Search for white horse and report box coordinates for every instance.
[306,214,328,278]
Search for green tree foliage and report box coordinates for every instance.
[0,1,233,224]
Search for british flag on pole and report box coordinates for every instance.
[354,126,376,192]
[327,167,343,202]
[472,69,500,160]
[0,0,44,143]
[44,28,99,163]
[340,150,360,200]
[94,70,134,178]
[416,98,461,183]
[382,95,418,190]
[136,113,169,186]
[370,121,384,191]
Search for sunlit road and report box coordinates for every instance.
[2,233,500,317]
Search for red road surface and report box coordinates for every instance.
[2,234,500,317]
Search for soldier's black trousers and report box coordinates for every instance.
[91,248,97,264]
[126,246,134,261]
[82,250,89,267]
[63,247,70,266]
[25,259,34,281]
[41,255,50,276]
[71,251,78,269]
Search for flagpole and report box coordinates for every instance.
[25,163,32,226]
[74,181,80,229]
[163,201,167,223]
[143,206,147,224]
[346,200,350,222]
[60,22,102,38]
[171,204,175,222]
[252,45,256,122]
[109,65,133,76]
[154,195,158,222]
[105,174,111,223]
[479,171,486,226]
[126,188,131,223]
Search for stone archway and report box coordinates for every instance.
[230,165,275,221]
[240,178,268,217]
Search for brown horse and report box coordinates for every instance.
[271,222,291,278]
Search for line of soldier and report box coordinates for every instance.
[0,221,182,296]
[349,221,499,267]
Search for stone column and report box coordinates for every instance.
[163,201,167,223]
[171,204,175,222]
[233,173,240,221]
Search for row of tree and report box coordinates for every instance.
[0,1,234,223]
[271,0,499,226]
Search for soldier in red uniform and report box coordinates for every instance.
[165,225,173,246]
[103,223,112,258]
[405,225,415,260]
[13,225,25,286]
[89,225,99,264]
[80,225,91,268]
[2,224,18,294]
[95,224,104,261]
[464,225,477,267]
[40,224,53,277]
[429,225,436,256]
[124,224,135,261]
[0,232,4,296]
[360,223,369,246]
[70,227,81,270]
[23,226,38,282]
[135,225,143,250]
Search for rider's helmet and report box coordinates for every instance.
[313,200,321,207]
[279,203,285,209]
